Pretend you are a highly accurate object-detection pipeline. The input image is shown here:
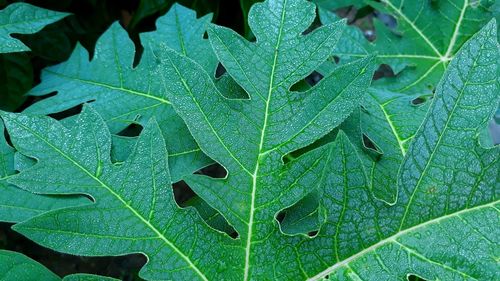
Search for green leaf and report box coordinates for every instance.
[2,1,496,280]
[300,19,499,281]
[319,2,496,203]
[184,195,236,235]
[5,106,241,280]
[0,116,15,179]
[280,191,324,236]
[25,5,214,182]
[62,274,119,281]
[358,89,430,203]
[0,250,60,281]
[0,120,87,223]
[0,250,118,281]
[140,3,217,73]
[320,0,495,93]
[0,3,69,53]
[156,0,374,279]
[397,19,499,229]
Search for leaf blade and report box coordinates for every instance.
[0,3,69,53]
[302,19,499,281]
[6,107,241,280]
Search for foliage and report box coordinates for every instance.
[0,0,498,280]
[0,250,116,280]
[0,3,69,53]
[318,0,498,203]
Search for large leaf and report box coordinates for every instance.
[24,5,214,182]
[5,106,242,280]
[2,1,497,280]
[301,19,499,281]
[319,2,496,203]
[156,0,374,279]
[0,3,69,53]
[0,119,87,223]
[321,0,495,93]
[0,250,117,281]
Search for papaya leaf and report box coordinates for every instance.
[0,250,118,281]
[302,19,499,281]
[4,106,242,280]
[24,5,214,182]
[320,2,496,203]
[320,0,495,93]
[358,89,430,203]
[0,3,69,53]
[1,1,497,280]
[155,0,374,279]
[0,119,87,223]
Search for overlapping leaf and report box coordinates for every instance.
[295,19,499,281]
[319,1,496,203]
[0,250,117,281]
[321,0,495,93]
[4,106,242,280]
[0,3,69,53]
[357,89,429,203]
[0,121,87,223]
[0,1,497,280]
[155,0,374,279]
[141,3,217,72]
[24,5,213,181]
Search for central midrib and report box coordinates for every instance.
[243,1,288,280]
[377,100,406,156]
[307,200,498,280]
[381,0,469,63]
[12,120,208,281]
[398,34,487,230]
[382,0,443,58]
[444,0,469,59]
[43,70,171,105]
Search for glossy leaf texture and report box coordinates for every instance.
[340,88,431,203]
[302,19,499,281]
[141,3,217,72]
[4,107,242,281]
[0,250,117,281]
[360,89,430,203]
[0,119,87,223]
[319,0,496,203]
[156,0,375,279]
[320,0,496,93]
[0,3,69,53]
[0,1,497,280]
[24,4,214,182]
